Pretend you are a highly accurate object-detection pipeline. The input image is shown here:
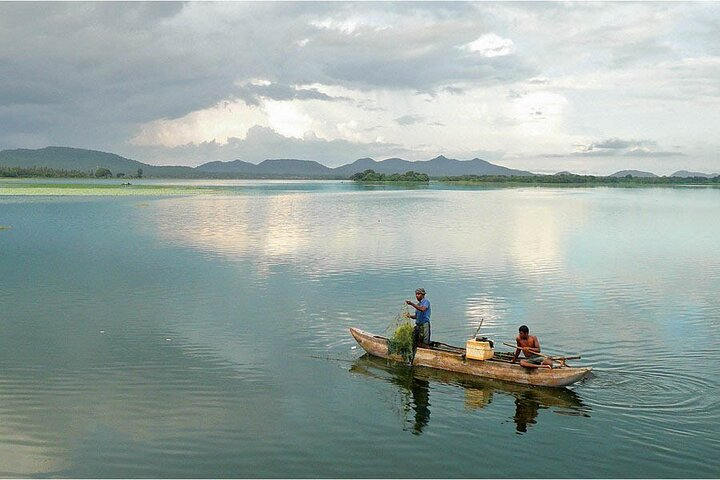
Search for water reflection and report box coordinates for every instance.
[144,189,575,278]
[350,354,590,435]
[350,355,431,435]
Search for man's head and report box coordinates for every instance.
[518,325,529,340]
[415,287,426,300]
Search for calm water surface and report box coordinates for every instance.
[1,181,719,477]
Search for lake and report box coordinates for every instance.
[1,180,719,477]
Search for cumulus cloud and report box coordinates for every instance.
[527,77,549,85]
[128,125,416,167]
[310,16,391,35]
[461,33,515,57]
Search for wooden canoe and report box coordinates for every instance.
[350,327,592,388]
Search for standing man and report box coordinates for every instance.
[511,325,553,369]
[406,288,431,347]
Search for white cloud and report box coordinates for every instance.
[130,80,575,166]
[130,100,268,147]
[462,33,515,57]
[265,101,314,139]
[311,18,359,35]
[248,79,272,87]
[310,16,391,35]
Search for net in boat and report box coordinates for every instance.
[386,304,415,362]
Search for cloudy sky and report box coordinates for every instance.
[1,1,719,174]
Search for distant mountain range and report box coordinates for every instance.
[0,147,197,177]
[607,169,720,178]
[1,146,717,179]
[197,154,533,177]
[669,170,720,178]
[0,147,534,178]
[608,170,658,178]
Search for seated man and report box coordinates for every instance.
[511,325,553,369]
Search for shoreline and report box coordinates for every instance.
[2,178,719,197]
[438,180,720,188]
[0,181,230,196]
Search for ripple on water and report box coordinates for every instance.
[584,364,719,445]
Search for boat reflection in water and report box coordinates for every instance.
[350,354,590,435]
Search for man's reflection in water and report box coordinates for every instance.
[387,367,431,434]
[513,394,541,433]
[408,377,430,435]
[468,387,589,434]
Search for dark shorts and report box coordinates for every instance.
[414,323,431,345]
[524,354,545,365]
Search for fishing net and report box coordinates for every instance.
[386,304,415,362]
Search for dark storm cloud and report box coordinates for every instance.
[591,138,655,150]
[0,2,537,152]
[234,83,346,107]
[623,150,685,158]
[542,138,686,159]
[442,86,466,95]
[395,115,425,126]
[0,2,239,148]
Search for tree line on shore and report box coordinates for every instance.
[350,169,430,182]
[2,165,719,185]
[0,165,143,179]
[440,174,720,185]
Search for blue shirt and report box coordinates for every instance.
[415,298,431,325]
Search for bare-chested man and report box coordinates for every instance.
[511,325,553,369]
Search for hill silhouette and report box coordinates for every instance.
[1,147,534,178]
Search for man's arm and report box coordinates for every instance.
[405,300,428,312]
[511,336,522,362]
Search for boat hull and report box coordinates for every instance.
[350,327,591,388]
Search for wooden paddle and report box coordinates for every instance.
[472,318,484,338]
[502,342,581,367]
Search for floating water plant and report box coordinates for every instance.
[387,305,415,361]
[0,182,221,196]
[388,322,415,361]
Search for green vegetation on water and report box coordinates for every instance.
[441,173,720,186]
[0,181,223,196]
[350,169,429,182]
